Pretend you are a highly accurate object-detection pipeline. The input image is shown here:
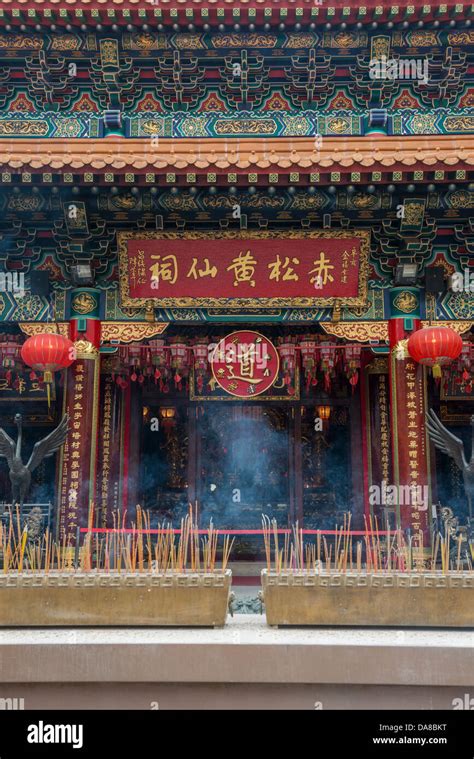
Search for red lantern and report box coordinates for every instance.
[407,326,463,378]
[21,333,75,404]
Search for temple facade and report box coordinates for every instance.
[0,0,472,567]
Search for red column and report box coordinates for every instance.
[388,288,431,554]
[361,355,392,526]
[57,290,101,544]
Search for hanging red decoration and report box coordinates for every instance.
[21,333,75,405]
[320,345,336,392]
[192,338,209,394]
[148,339,170,390]
[344,345,362,393]
[407,326,463,378]
[169,339,190,390]
[127,344,144,382]
[444,340,473,395]
[0,341,22,387]
[299,337,317,391]
[277,339,297,394]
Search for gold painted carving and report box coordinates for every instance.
[74,340,99,358]
[19,323,69,337]
[421,320,473,335]
[391,339,409,360]
[0,121,48,136]
[393,290,418,313]
[321,322,388,343]
[215,120,276,135]
[101,322,168,343]
[403,202,425,226]
[19,322,169,344]
[71,292,97,315]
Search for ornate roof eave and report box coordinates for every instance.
[0,0,470,27]
[1,136,473,181]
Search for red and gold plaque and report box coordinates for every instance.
[210,331,280,398]
[117,230,370,309]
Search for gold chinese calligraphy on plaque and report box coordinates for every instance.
[117,230,370,309]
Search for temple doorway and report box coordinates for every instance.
[197,405,291,529]
[140,396,356,544]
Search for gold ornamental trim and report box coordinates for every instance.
[19,322,69,337]
[321,321,389,343]
[101,322,168,343]
[117,229,370,309]
[19,322,169,344]
[321,320,473,344]
[420,320,473,335]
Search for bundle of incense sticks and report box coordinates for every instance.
[261,514,473,574]
[0,504,233,574]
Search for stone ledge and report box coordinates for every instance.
[1,616,473,688]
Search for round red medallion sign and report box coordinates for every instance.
[210,330,280,398]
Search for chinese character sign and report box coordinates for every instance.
[118,231,369,308]
[211,331,280,398]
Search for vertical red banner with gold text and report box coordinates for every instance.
[363,358,392,522]
[97,374,123,528]
[58,344,100,544]
[390,352,431,544]
[388,289,431,553]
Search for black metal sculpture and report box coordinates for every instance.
[0,413,69,507]
[427,409,474,519]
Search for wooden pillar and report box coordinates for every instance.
[187,405,198,507]
[57,288,101,544]
[293,406,303,524]
[121,379,142,522]
[361,355,392,526]
[388,287,431,552]
[97,372,123,528]
[288,408,295,524]
[349,381,365,529]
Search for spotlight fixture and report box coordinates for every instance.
[70,264,94,287]
[394,263,419,286]
[425,266,446,294]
